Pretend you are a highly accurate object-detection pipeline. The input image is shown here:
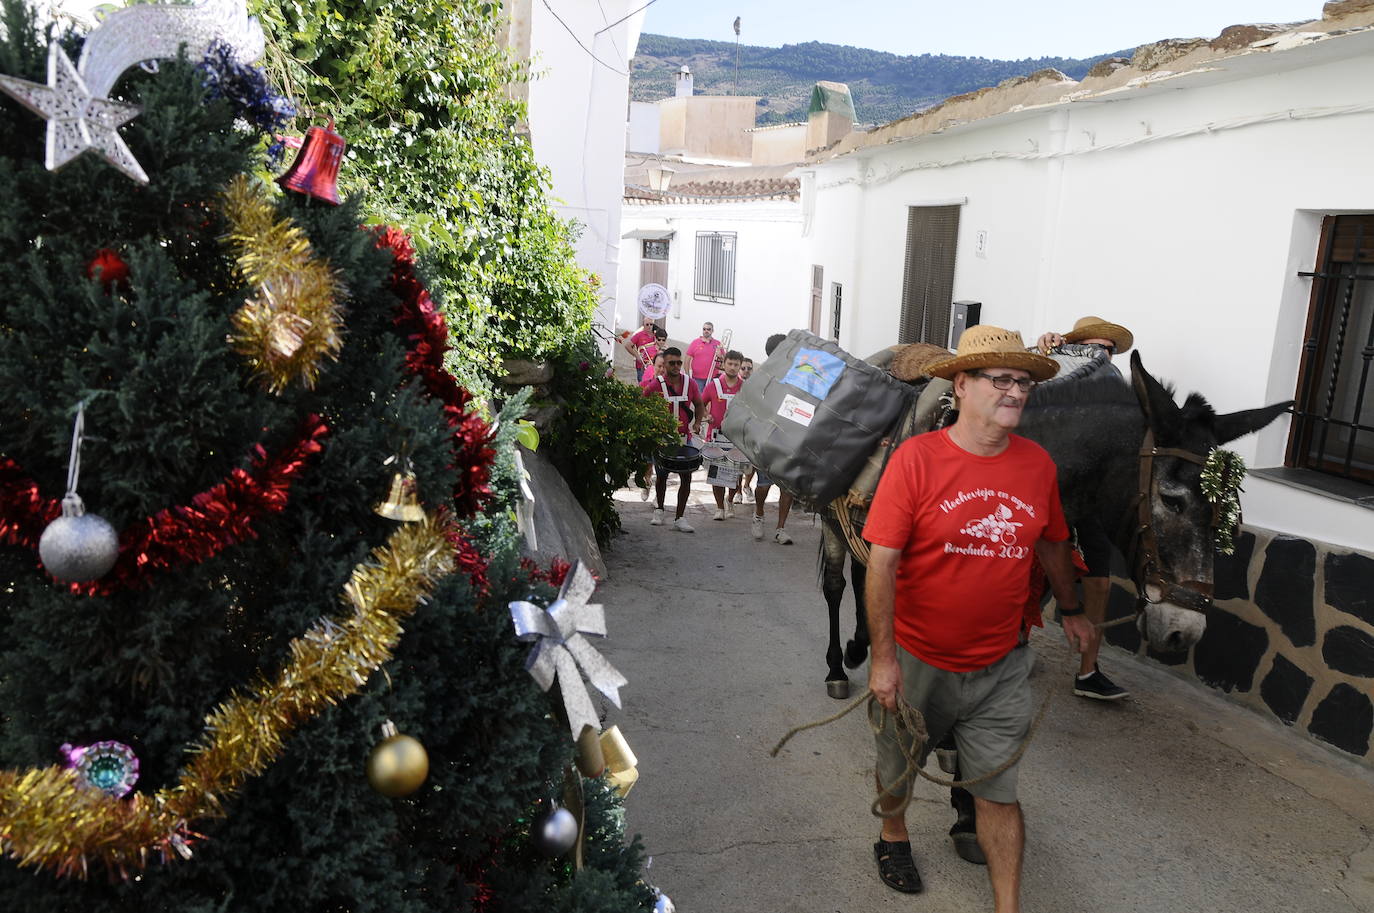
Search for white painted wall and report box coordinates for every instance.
[808,36,1374,549]
[617,201,809,362]
[523,0,646,358]
[627,102,660,154]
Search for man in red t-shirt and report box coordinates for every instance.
[862,325,1093,907]
[701,349,744,520]
[642,347,703,533]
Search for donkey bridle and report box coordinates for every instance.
[1121,430,1216,615]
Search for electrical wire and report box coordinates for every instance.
[540,0,629,75]
[594,0,661,36]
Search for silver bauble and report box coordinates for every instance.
[533,806,578,857]
[38,495,118,582]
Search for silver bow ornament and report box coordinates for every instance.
[509,560,627,739]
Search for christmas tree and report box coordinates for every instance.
[0,2,653,910]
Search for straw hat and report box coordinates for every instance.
[1062,315,1133,354]
[926,325,1059,382]
[889,342,953,381]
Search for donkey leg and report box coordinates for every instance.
[820,528,851,699]
[946,740,986,866]
[844,552,871,670]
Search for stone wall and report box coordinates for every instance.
[1101,524,1374,764]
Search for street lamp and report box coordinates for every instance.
[644,163,675,195]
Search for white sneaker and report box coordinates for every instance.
[673,517,695,533]
[751,516,764,540]
[724,503,735,519]
[650,509,665,526]
[639,486,650,501]
[713,508,725,521]
[741,483,753,499]
[774,528,794,545]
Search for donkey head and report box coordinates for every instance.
[1129,352,1291,649]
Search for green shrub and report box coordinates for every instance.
[541,336,677,544]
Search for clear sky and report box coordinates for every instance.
[641,0,1325,60]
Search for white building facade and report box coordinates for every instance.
[617,196,810,362]
[502,0,648,356]
[807,28,1374,548]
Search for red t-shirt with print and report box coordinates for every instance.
[862,428,1069,672]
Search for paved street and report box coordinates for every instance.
[596,484,1374,913]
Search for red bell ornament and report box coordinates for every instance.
[276,120,345,205]
[86,248,130,291]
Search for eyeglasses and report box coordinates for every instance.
[972,371,1037,392]
[666,359,683,366]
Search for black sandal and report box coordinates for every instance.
[873,839,923,894]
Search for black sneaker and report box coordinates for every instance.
[1073,666,1128,701]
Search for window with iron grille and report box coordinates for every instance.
[1289,215,1374,485]
[694,232,736,304]
[898,205,961,345]
[642,239,669,261]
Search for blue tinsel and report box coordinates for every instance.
[197,40,297,163]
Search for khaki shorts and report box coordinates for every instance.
[872,643,1033,804]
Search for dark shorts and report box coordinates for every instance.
[873,643,1033,804]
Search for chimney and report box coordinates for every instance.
[806,81,855,154]
[675,65,693,98]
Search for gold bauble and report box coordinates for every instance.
[366,721,429,797]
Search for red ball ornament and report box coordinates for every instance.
[86,249,130,291]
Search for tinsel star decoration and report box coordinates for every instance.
[509,560,627,740]
[0,43,148,183]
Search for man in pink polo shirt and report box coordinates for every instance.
[685,322,723,393]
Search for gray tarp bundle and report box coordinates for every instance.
[721,330,915,505]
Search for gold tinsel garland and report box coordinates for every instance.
[0,515,456,879]
[221,175,345,392]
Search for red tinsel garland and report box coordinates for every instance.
[0,417,328,596]
[370,226,494,519]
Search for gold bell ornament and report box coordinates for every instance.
[366,720,429,797]
[374,462,425,522]
[599,725,639,798]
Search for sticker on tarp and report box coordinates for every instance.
[783,348,846,399]
[778,393,815,427]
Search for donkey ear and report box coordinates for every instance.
[1130,351,1182,440]
[1213,400,1293,444]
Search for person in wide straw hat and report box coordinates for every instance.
[1034,314,1136,703]
[1037,315,1133,358]
[861,324,1091,905]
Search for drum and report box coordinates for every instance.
[703,440,749,489]
[655,443,702,473]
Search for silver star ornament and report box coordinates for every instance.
[0,42,148,183]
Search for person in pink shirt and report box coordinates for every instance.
[642,347,703,533]
[627,317,658,382]
[639,326,668,379]
[701,350,744,520]
[685,322,723,393]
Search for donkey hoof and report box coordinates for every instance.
[844,639,869,669]
[826,679,851,700]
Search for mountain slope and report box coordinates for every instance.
[632,34,1130,126]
